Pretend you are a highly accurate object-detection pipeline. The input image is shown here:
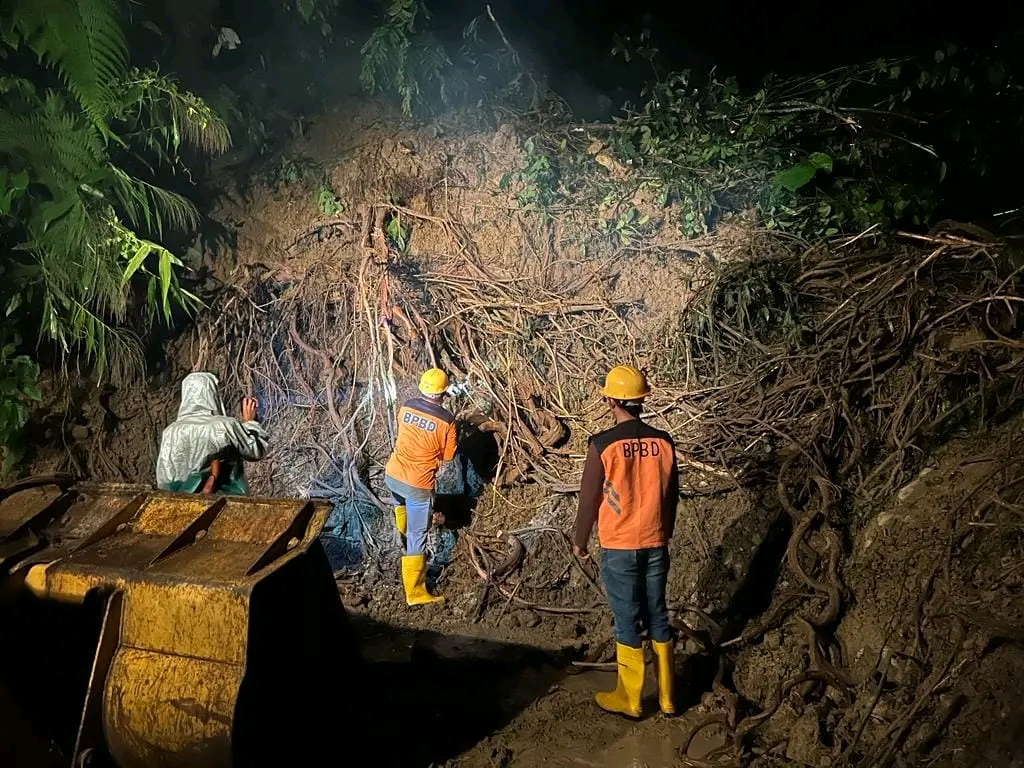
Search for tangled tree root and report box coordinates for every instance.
[187,199,1023,767]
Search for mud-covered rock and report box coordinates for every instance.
[733,623,805,708]
[669,489,781,621]
[786,711,824,764]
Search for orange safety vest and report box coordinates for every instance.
[385,397,458,490]
[585,420,677,550]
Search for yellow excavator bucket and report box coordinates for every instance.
[0,476,357,768]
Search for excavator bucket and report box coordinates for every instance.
[0,476,359,768]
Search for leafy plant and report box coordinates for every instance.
[0,0,228,381]
[265,156,320,189]
[287,0,341,29]
[316,183,345,215]
[359,1,552,118]
[496,46,1022,242]
[385,214,409,251]
[0,330,41,475]
[775,152,834,193]
[204,82,285,162]
[498,138,560,209]
[597,206,651,247]
[360,0,451,116]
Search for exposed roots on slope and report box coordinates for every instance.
[663,225,1024,765]
[186,199,1022,765]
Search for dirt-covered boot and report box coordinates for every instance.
[652,640,675,715]
[595,642,644,718]
[401,554,445,606]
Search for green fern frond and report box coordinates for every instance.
[42,286,142,383]
[5,0,128,128]
[108,166,200,238]
[0,95,105,194]
[0,0,221,385]
[165,86,231,155]
[117,70,232,155]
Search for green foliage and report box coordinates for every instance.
[2,0,128,131]
[490,48,1024,241]
[775,152,833,193]
[385,214,409,251]
[600,66,936,237]
[611,27,662,82]
[204,84,272,158]
[264,155,320,189]
[596,205,650,247]
[360,0,449,116]
[316,183,344,215]
[359,2,553,118]
[498,138,560,208]
[0,330,41,475]
[0,0,227,387]
[288,0,341,28]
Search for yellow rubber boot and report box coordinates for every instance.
[401,554,445,606]
[652,640,676,715]
[595,642,644,718]
[394,505,407,536]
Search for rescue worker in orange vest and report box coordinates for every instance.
[573,365,679,717]
[385,368,458,606]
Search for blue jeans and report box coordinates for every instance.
[600,546,672,648]
[385,475,432,556]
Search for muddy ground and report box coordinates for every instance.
[343,413,1024,768]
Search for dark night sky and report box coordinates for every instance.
[222,0,1022,100]
[440,0,1020,89]
[213,0,1021,124]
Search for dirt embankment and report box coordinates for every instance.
[20,99,1024,767]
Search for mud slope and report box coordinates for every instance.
[20,99,1024,767]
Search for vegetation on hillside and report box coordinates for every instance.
[502,47,1023,242]
[0,0,227,467]
[298,2,1024,244]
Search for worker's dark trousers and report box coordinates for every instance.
[600,546,671,648]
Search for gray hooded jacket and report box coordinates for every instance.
[155,372,269,489]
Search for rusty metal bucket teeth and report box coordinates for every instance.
[0,478,356,768]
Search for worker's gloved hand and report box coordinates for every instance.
[445,379,471,397]
[240,396,258,422]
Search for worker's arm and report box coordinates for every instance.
[201,459,222,493]
[436,420,458,474]
[229,422,269,461]
[443,421,458,462]
[222,395,267,461]
[665,443,679,540]
[573,440,604,556]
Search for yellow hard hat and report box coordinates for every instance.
[601,365,650,400]
[418,368,449,396]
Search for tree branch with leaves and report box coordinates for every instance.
[0,0,229,470]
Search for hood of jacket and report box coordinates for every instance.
[176,372,226,419]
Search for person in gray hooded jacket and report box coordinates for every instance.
[156,372,269,494]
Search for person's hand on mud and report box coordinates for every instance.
[240,396,258,422]
[573,543,590,560]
